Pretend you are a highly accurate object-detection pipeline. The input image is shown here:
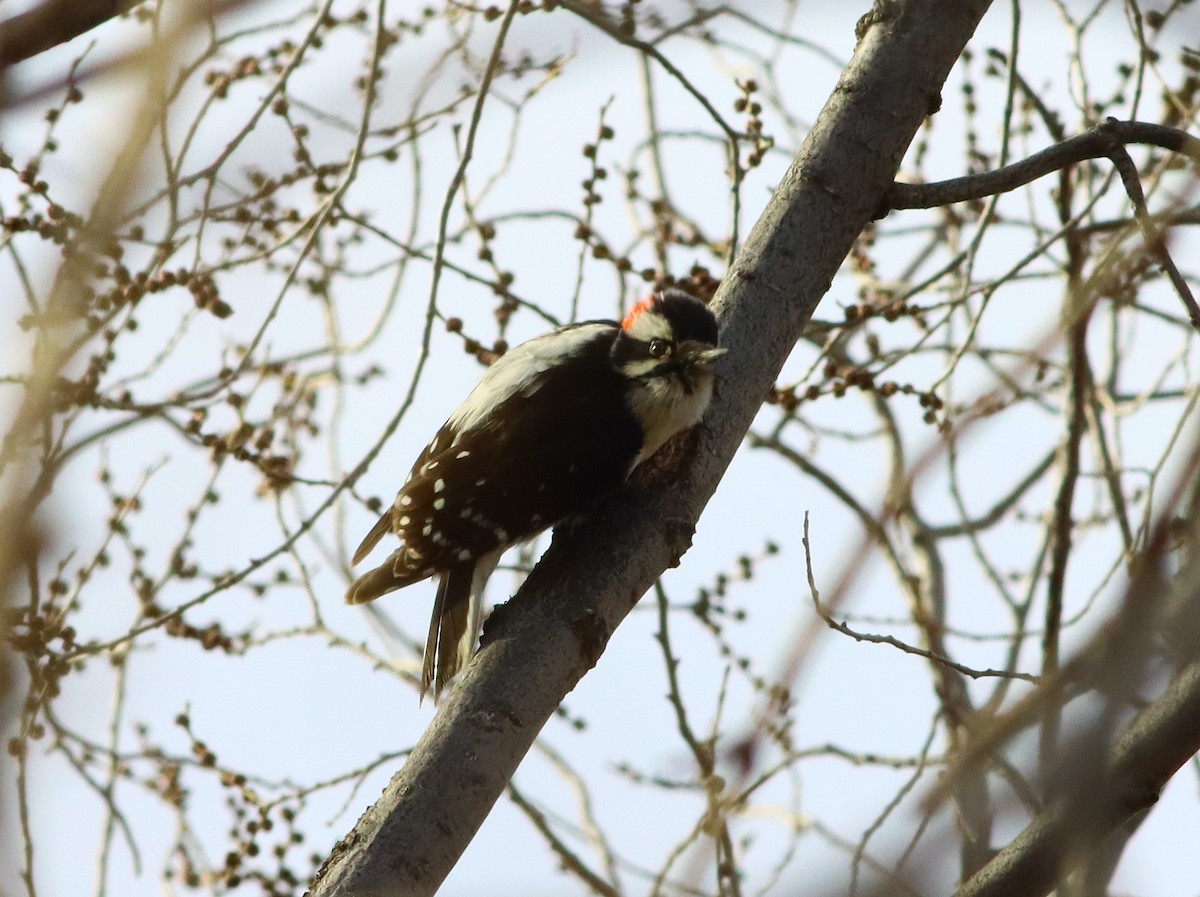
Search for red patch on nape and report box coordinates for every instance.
[621,294,658,331]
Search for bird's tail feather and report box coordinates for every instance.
[421,549,503,701]
[345,549,427,604]
[423,565,473,701]
[351,509,393,565]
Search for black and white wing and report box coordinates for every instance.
[346,321,643,694]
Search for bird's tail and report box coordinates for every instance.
[421,548,503,701]
[351,509,394,566]
[345,549,428,604]
[423,565,472,700]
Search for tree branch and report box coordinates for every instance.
[884,119,1200,329]
[0,0,141,69]
[883,120,1200,212]
[953,656,1200,897]
[308,0,996,894]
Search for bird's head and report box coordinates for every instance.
[612,290,725,392]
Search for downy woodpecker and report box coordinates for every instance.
[347,289,724,699]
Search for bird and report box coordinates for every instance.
[347,289,724,700]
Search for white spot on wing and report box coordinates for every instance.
[456,450,470,459]
[434,498,446,510]
[434,479,445,493]
[457,549,472,561]
[399,495,412,507]
[399,515,410,526]
[422,523,432,536]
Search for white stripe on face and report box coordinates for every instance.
[622,306,673,343]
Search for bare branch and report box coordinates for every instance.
[0,0,141,69]
[954,657,1200,897]
[885,120,1200,212]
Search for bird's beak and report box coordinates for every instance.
[688,345,728,368]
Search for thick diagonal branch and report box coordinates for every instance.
[309,1,995,895]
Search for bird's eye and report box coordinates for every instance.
[648,338,672,358]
